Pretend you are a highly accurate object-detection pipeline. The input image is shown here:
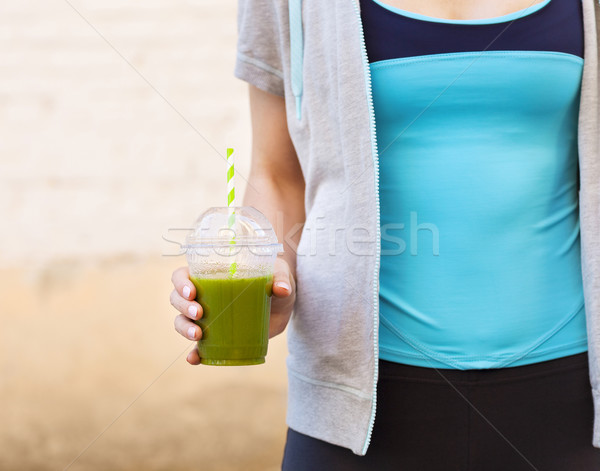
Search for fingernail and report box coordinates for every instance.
[275,281,291,292]
[187,326,197,339]
[182,285,191,299]
[188,305,198,319]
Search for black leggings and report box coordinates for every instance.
[281,352,600,471]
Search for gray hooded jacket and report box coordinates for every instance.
[234,0,600,455]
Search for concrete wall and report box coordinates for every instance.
[0,0,252,266]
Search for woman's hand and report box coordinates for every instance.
[170,257,296,365]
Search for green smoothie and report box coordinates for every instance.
[190,273,273,366]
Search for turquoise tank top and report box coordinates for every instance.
[362,0,589,369]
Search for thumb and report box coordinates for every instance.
[272,261,293,298]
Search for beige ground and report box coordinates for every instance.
[0,257,288,471]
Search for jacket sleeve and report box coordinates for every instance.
[234,0,286,97]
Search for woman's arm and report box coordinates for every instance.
[242,84,305,337]
[170,85,305,364]
[244,84,305,280]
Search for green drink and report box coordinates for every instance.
[185,206,283,366]
[191,274,273,366]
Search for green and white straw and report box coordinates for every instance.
[226,147,237,277]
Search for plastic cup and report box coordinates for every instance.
[184,206,283,366]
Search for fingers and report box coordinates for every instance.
[174,314,202,341]
[172,266,202,366]
[272,257,295,298]
[186,346,201,365]
[170,289,202,320]
[171,266,196,301]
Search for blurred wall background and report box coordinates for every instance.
[0,1,288,470]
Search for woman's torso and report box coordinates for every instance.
[362,0,589,369]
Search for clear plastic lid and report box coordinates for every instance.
[183,206,283,251]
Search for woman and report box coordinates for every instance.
[170,0,600,469]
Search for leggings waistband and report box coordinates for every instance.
[378,351,589,386]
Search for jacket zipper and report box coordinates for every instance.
[351,0,381,456]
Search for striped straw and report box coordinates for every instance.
[227,148,236,225]
[226,147,237,277]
